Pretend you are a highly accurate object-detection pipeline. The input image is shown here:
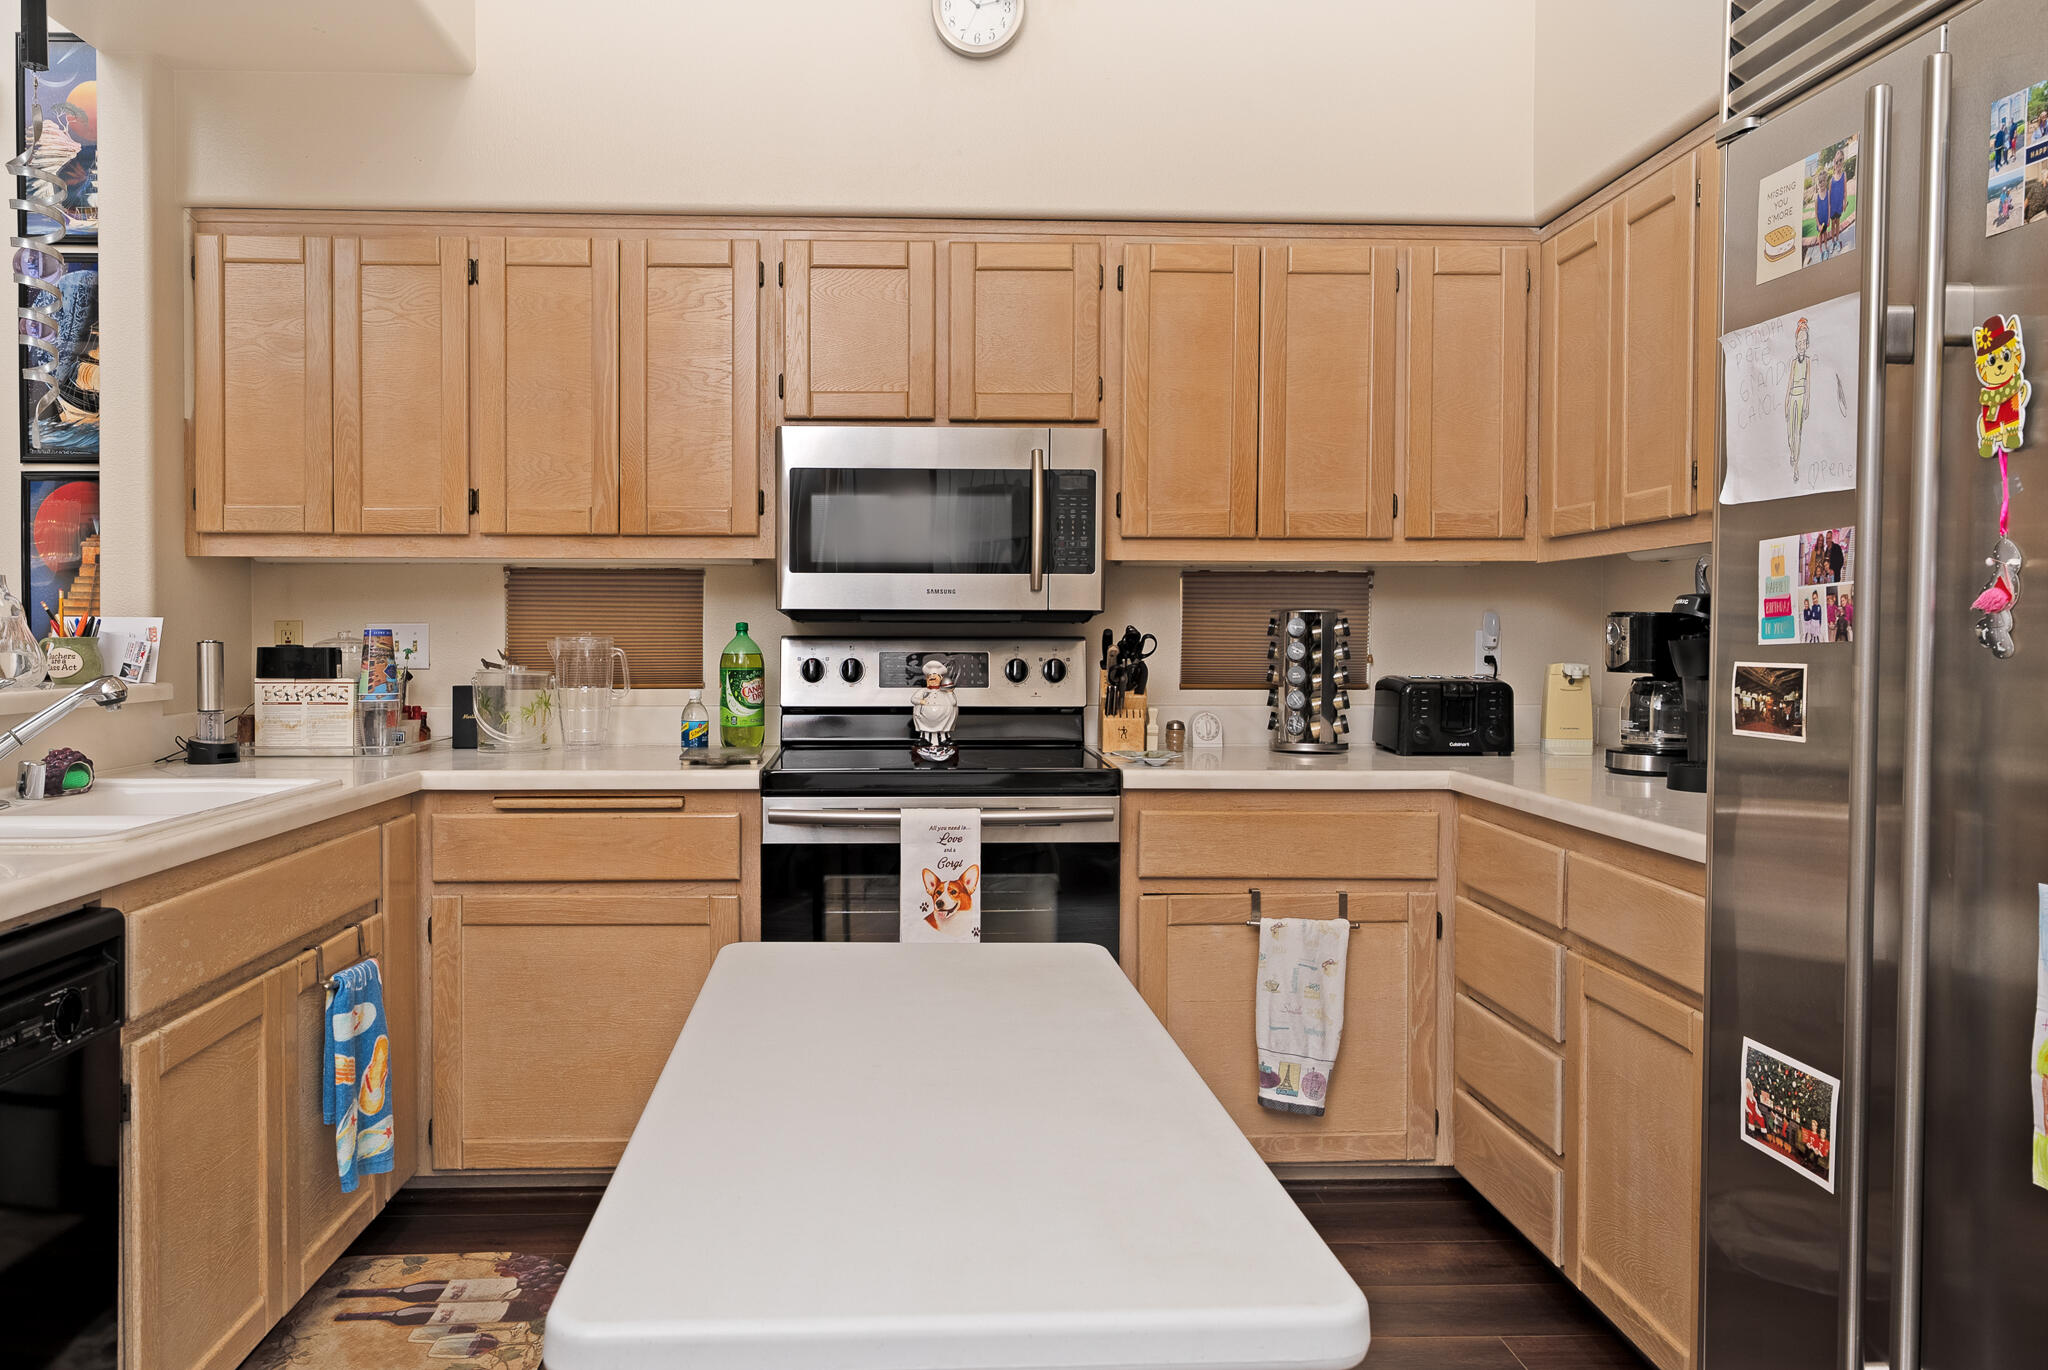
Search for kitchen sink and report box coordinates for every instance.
[0,776,342,844]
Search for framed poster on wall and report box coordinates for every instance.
[14,32,96,243]
[20,250,97,462]
[22,471,99,638]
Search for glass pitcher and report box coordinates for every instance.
[550,635,630,748]
[471,664,554,751]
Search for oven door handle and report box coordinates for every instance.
[1029,446,1046,595]
[765,805,1117,828]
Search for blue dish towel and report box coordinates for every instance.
[323,958,395,1193]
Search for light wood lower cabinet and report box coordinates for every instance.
[127,967,290,1370]
[429,891,739,1170]
[1138,890,1436,1162]
[1566,955,1703,1370]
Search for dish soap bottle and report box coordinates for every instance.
[718,623,765,751]
[680,689,710,752]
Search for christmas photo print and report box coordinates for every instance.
[1741,1037,1840,1193]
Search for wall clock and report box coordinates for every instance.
[933,0,1023,57]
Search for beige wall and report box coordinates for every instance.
[1533,0,1726,219]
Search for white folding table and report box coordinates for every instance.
[546,944,1369,1370]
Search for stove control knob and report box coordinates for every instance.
[840,658,864,684]
[1004,657,1030,683]
[1040,658,1067,684]
[800,657,825,683]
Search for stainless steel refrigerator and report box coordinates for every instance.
[1705,2,2048,1368]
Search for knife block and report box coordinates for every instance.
[1099,669,1148,752]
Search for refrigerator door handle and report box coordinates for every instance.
[1839,75,1895,1370]
[1889,43,1952,1370]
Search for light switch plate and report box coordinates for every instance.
[370,622,430,670]
[274,619,303,645]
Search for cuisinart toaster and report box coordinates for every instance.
[1371,676,1514,755]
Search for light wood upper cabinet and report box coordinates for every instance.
[1566,955,1703,1370]
[948,240,1100,421]
[193,233,333,533]
[127,966,289,1370]
[620,236,762,535]
[1137,889,1436,1162]
[1120,241,1260,538]
[1611,156,1699,527]
[1403,244,1530,540]
[474,234,620,534]
[1259,242,1398,540]
[783,237,936,419]
[333,235,469,535]
[430,891,739,1170]
[1540,214,1611,537]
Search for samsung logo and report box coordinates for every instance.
[925,587,957,595]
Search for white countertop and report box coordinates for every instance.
[547,944,1370,1370]
[1106,747,1708,863]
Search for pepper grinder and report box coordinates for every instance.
[185,639,241,765]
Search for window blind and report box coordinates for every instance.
[1179,570,1373,690]
[504,567,705,689]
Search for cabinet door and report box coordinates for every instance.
[193,233,333,533]
[380,814,422,1191]
[1539,212,1612,536]
[282,912,387,1302]
[333,235,470,534]
[947,240,1100,420]
[430,892,740,1169]
[620,236,762,535]
[1137,890,1436,1162]
[1120,242,1259,538]
[475,235,620,534]
[1610,157,1699,527]
[1566,955,1703,1370]
[1692,146,1722,519]
[1404,244,1529,540]
[783,237,935,419]
[127,968,289,1370]
[1258,242,1398,540]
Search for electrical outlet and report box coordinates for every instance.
[370,622,430,670]
[274,620,303,645]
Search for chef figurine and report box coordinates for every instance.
[910,658,959,763]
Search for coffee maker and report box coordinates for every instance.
[1604,586,1709,776]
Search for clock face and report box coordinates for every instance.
[933,0,1023,56]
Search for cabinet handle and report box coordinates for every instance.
[488,795,685,812]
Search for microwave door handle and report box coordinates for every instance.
[1029,447,1046,595]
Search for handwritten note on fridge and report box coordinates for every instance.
[1720,292,1861,505]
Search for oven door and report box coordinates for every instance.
[778,426,1102,618]
[760,796,1119,954]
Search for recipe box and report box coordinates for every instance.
[254,678,356,750]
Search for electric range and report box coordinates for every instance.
[760,636,1121,951]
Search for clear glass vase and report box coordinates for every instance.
[0,576,47,688]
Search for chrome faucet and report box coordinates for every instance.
[0,675,127,762]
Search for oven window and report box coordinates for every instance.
[762,842,1118,955]
[788,468,1032,575]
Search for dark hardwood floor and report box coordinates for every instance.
[337,1176,1649,1369]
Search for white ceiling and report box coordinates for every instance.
[53,0,473,73]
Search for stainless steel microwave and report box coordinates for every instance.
[777,426,1103,620]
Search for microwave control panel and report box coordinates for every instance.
[1047,470,1096,574]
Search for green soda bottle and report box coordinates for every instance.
[718,622,765,750]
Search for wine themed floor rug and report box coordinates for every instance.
[244,1251,565,1369]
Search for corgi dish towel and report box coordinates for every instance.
[901,808,981,942]
[1255,917,1349,1116]
[324,957,395,1193]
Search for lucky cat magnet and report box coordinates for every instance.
[1970,315,2033,657]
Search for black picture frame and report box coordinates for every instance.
[14,31,96,245]
[21,469,99,639]
[19,248,97,464]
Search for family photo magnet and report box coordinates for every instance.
[1971,314,2032,657]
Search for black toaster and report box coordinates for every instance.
[1372,676,1514,755]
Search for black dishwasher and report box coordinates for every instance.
[0,906,122,1369]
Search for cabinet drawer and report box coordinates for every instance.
[1136,807,1437,881]
[1454,992,1564,1154]
[1453,1087,1564,1264]
[1453,898,1565,1042]
[432,807,741,883]
[1457,815,1565,928]
[1565,852,1705,995]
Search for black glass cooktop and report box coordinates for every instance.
[762,744,1121,797]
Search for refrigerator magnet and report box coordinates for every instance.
[1731,662,1807,742]
[1741,1037,1840,1193]
[1969,315,2029,657]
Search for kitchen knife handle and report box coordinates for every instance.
[1838,75,1894,1370]
[1890,46,1952,1370]
[1029,447,1046,594]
